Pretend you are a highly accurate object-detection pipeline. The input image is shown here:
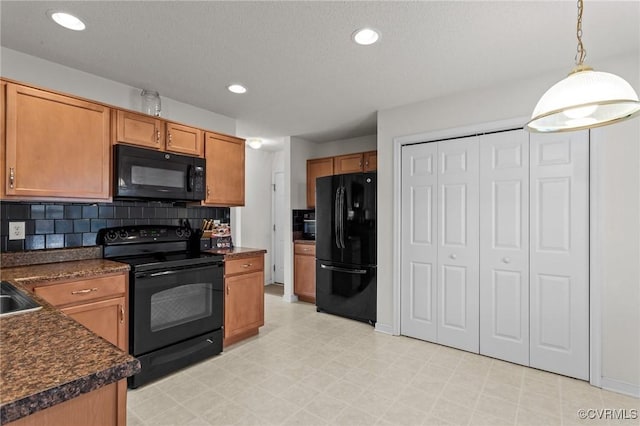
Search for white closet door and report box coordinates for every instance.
[530,131,589,380]
[401,143,438,341]
[437,136,480,353]
[479,130,530,365]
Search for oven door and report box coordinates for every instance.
[131,263,223,356]
[115,144,195,201]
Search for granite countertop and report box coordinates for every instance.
[0,259,140,423]
[294,240,316,245]
[206,246,267,259]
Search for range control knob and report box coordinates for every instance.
[176,228,184,238]
[183,228,191,238]
[118,230,129,240]
[105,230,118,242]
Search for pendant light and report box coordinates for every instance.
[526,0,640,133]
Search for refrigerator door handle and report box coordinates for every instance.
[339,186,346,249]
[320,264,367,275]
[333,187,342,248]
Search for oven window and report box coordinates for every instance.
[150,283,213,332]
[131,165,185,188]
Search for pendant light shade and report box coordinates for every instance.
[526,0,640,133]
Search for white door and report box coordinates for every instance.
[401,143,438,341]
[529,131,589,380]
[479,130,530,365]
[273,172,285,284]
[437,137,480,353]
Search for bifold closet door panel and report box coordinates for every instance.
[400,143,438,342]
[479,130,530,366]
[529,131,589,380]
[437,136,480,353]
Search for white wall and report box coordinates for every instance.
[239,146,276,284]
[313,134,376,158]
[378,53,640,395]
[1,47,235,134]
[290,136,317,209]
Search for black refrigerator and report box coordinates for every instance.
[315,172,376,325]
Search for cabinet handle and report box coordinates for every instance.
[119,305,125,324]
[226,286,229,295]
[168,132,172,145]
[365,161,369,167]
[207,186,210,197]
[302,248,310,251]
[9,167,15,189]
[359,160,362,168]
[156,130,160,144]
[71,287,98,295]
[242,263,252,268]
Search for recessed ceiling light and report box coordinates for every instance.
[49,11,86,31]
[352,28,380,46]
[228,84,247,94]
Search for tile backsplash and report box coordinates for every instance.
[0,201,229,252]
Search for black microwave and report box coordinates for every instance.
[114,145,206,202]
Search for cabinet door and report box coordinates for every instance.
[529,131,589,380]
[224,271,264,339]
[306,157,333,208]
[400,142,438,342]
[204,132,245,206]
[166,122,203,157]
[437,136,480,353]
[115,110,163,150]
[5,84,110,200]
[479,130,530,366]
[294,250,316,303]
[61,296,127,351]
[334,153,363,175]
[0,81,6,199]
[363,150,377,172]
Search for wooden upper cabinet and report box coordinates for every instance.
[204,132,245,206]
[363,150,377,172]
[334,153,364,174]
[115,110,163,150]
[306,157,334,208]
[166,122,203,157]
[4,83,110,200]
[1,81,6,199]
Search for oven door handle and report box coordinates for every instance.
[145,270,182,278]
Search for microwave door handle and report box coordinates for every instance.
[186,164,194,192]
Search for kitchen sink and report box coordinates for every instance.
[0,281,42,317]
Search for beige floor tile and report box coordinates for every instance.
[200,401,255,425]
[470,409,515,426]
[324,379,365,404]
[257,371,298,395]
[303,393,348,421]
[243,392,299,424]
[396,385,439,413]
[282,409,328,426]
[334,405,381,426]
[482,379,521,404]
[351,391,396,419]
[126,409,144,426]
[381,400,429,425]
[518,390,562,419]
[279,383,321,407]
[475,393,519,423]
[430,398,474,425]
[145,403,198,425]
[129,389,177,421]
[516,406,560,426]
[440,381,481,407]
[303,369,340,391]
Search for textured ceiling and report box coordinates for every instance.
[1,1,639,146]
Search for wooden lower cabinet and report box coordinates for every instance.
[294,242,316,303]
[8,382,120,426]
[29,273,128,426]
[223,254,265,346]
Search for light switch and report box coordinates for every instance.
[9,222,25,240]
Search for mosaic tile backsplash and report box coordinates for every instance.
[0,201,229,252]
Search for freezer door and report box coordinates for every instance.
[315,260,376,324]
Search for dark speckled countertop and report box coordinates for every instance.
[206,246,267,259]
[0,258,140,424]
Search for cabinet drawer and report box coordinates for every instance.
[34,274,126,308]
[225,256,263,276]
[294,243,316,256]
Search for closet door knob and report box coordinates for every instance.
[449,253,457,260]
[502,257,511,264]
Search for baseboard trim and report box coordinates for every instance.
[375,323,394,335]
[282,293,298,303]
[600,377,640,398]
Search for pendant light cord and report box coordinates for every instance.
[575,0,587,66]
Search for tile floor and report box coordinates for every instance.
[127,284,639,425]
